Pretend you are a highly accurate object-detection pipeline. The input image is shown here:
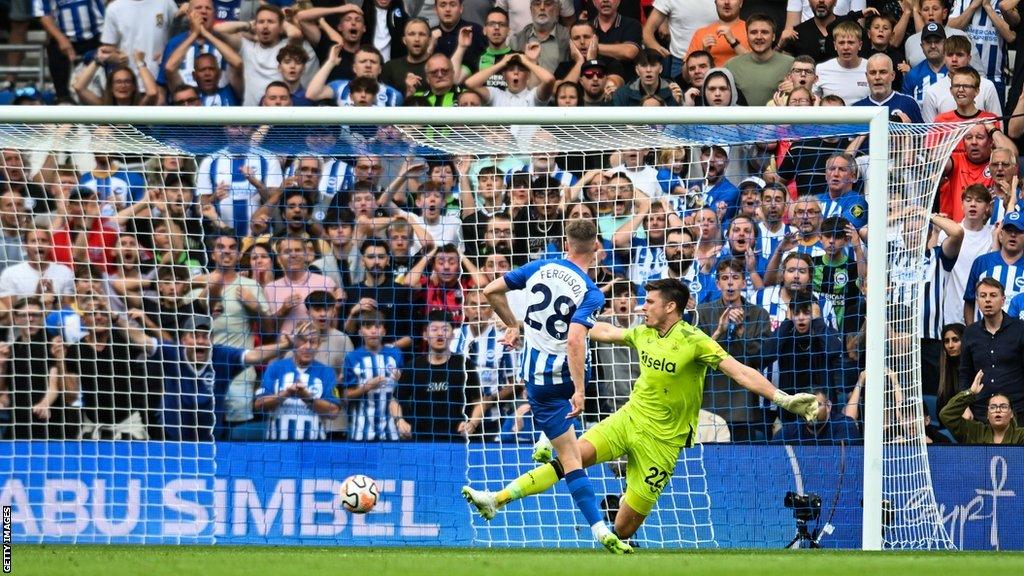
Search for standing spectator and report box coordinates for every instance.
[781,0,860,63]
[511,175,563,266]
[697,257,773,442]
[395,310,475,440]
[942,370,1024,444]
[363,0,409,62]
[381,18,432,93]
[410,53,461,105]
[937,124,999,222]
[498,0,574,35]
[307,44,404,106]
[958,278,1024,422]
[184,53,239,106]
[0,297,76,439]
[852,53,923,122]
[686,0,749,68]
[921,37,1002,121]
[479,7,514,87]
[589,0,641,68]
[265,236,341,336]
[0,190,24,273]
[947,0,1015,101]
[160,0,238,94]
[304,289,354,440]
[904,0,983,70]
[725,14,794,107]
[406,243,469,325]
[773,389,861,444]
[343,238,416,350]
[154,314,293,442]
[433,0,486,69]
[0,228,75,308]
[757,183,796,260]
[342,309,404,441]
[642,0,717,77]
[816,152,864,220]
[679,49,713,105]
[929,67,1001,129]
[591,279,639,419]
[813,21,868,105]
[100,0,179,93]
[936,322,965,416]
[902,22,948,103]
[687,145,738,220]
[35,0,105,103]
[964,211,1024,322]
[295,4,368,82]
[509,0,569,73]
[813,216,865,336]
[213,5,309,106]
[254,321,340,441]
[465,46,556,105]
[611,48,680,106]
[750,252,828,331]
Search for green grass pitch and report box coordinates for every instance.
[14,546,1024,576]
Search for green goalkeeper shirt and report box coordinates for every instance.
[621,321,730,447]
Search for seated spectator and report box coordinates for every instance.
[817,152,865,220]
[959,277,1024,422]
[813,20,868,105]
[935,322,965,418]
[185,53,239,106]
[931,66,999,128]
[696,257,772,442]
[342,309,404,441]
[688,145,738,221]
[74,57,158,106]
[254,321,340,440]
[780,0,864,63]
[395,310,475,440]
[411,53,461,106]
[941,369,1024,444]
[679,50,713,105]
[554,22,626,87]
[773,389,861,444]
[0,297,78,439]
[756,183,796,259]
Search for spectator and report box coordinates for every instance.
[935,322,965,418]
[717,215,768,294]
[304,289,354,440]
[937,124,1000,223]
[155,313,292,442]
[863,13,908,82]
[497,0,574,36]
[308,44,404,106]
[756,183,796,259]
[74,57,158,106]
[254,321,340,440]
[679,49,713,105]
[686,0,748,68]
[35,0,105,104]
[591,279,639,419]
[342,309,404,441]
[589,0,642,69]
[813,216,865,336]
[265,235,341,336]
[700,67,742,107]
[0,297,76,439]
[213,4,309,106]
[362,0,409,62]
[947,0,1014,100]
[901,23,946,104]
[965,210,1024,322]
[411,53,461,105]
[921,38,1002,121]
[52,186,119,274]
[465,46,556,105]
[295,4,366,82]
[509,0,569,73]
[751,251,828,331]
[343,238,416,350]
[161,0,239,95]
[942,369,1024,444]
[395,310,475,440]
[511,175,563,265]
[183,53,239,106]
[781,0,860,63]
[987,148,1019,222]
[381,19,432,94]
[959,277,1024,422]
[763,291,849,413]
[773,389,861,444]
[904,0,983,70]
[1,149,53,216]
[260,80,293,107]
[641,0,717,78]
[813,20,868,105]
[930,66,1001,128]
[688,145,738,220]
[100,0,179,93]
[697,257,772,442]
[453,288,517,438]
[0,228,75,309]
[275,44,311,105]
[725,14,794,107]
[852,53,923,123]
[406,243,469,325]
[479,8,514,87]
[817,152,864,220]
[433,0,487,70]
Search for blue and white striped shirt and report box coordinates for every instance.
[342,346,404,441]
[757,221,797,260]
[505,162,577,188]
[504,258,604,388]
[200,86,239,107]
[33,0,104,42]
[949,0,1007,85]
[327,79,404,107]
[451,322,516,421]
[196,148,283,237]
[964,251,1024,320]
[749,285,836,333]
[256,357,339,440]
[628,236,669,289]
[79,169,146,217]
[891,245,957,340]
[157,32,227,88]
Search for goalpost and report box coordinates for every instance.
[0,106,962,550]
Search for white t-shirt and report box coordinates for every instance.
[239,38,316,106]
[942,224,993,325]
[921,75,1003,122]
[786,0,864,20]
[487,86,544,106]
[496,0,574,36]
[0,262,75,298]
[651,0,718,59]
[100,0,178,89]
[373,7,392,61]
[412,212,464,251]
[613,164,662,198]
[904,26,984,71]
[813,58,868,105]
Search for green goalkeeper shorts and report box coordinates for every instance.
[581,407,682,516]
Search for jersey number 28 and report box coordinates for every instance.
[524,284,577,340]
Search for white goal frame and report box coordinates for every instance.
[0,105,890,550]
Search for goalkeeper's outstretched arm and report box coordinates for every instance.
[718,357,818,421]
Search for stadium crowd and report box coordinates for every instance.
[0,0,1022,445]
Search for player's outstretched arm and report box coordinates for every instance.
[589,321,627,344]
[718,357,818,421]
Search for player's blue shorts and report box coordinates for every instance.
[526,381,577,439]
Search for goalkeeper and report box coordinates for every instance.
[463,278,818,540]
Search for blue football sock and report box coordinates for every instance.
[564,469,603,527]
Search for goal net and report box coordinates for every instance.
[0,108,964,549]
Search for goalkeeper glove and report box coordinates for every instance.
[773,390,819,422]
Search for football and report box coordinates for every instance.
[340,474,379,514]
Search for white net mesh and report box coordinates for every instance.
[0,116,964,549]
